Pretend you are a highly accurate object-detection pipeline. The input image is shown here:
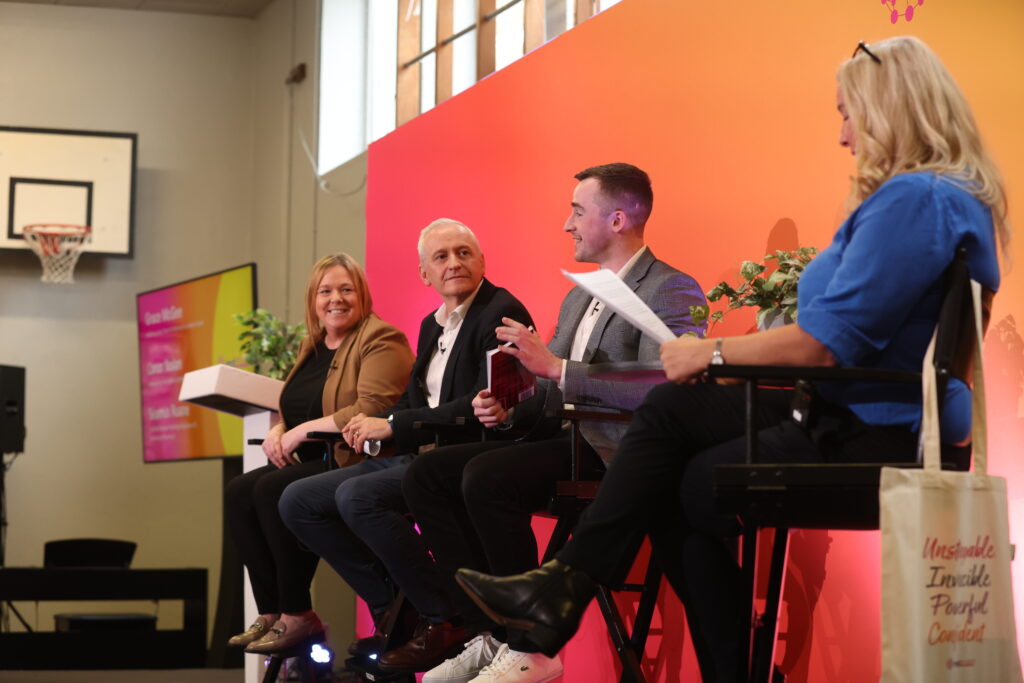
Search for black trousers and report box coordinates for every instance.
[556,382,927,682]
[403,433,578,630]
[224,458,327,614]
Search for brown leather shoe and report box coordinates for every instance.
[227,617,273,647]
[377,621,468,672]
[245,616,325,655]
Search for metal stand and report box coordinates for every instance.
[1,450,17,567]
[0,449,23,633]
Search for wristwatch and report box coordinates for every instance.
[709,338,725,366]
[386,414,395,426]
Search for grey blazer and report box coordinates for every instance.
[528,247,706,462]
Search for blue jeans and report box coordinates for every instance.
[278,455,455,621]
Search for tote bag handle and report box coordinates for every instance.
[919,279,987,475]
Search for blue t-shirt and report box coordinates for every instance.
[797,172,999,443]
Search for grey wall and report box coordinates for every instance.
[0,0,369,658]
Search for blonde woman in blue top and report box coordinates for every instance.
[452,36,1009,682]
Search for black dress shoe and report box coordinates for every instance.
[348,633,386,658]
[377,620,468,672]
[455,559,597,657]
[348,608,423,658]
[348,609,393,657]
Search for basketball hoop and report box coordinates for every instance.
[21,224,92,284]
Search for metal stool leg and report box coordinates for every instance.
[542,513,577,562]
[596,586,646,683]
[751,528,789,683]
[261,654,283,683]
[738,527,759,683]
[630,556,662,655]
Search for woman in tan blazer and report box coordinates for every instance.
[224,253,414,653]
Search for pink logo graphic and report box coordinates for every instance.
[882,0,924,23]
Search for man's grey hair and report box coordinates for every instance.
[417,218,481,262]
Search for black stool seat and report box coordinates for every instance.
[715,461,933,530]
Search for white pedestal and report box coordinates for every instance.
[241,410,279,683]
[179,365,283,683]
[179,364,282,416]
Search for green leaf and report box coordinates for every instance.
[703,246,818,327]
[233,308,306,378]
[739,260,766,281]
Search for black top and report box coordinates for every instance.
[278,339,335,461]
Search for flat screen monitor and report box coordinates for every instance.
[136,263,257,463]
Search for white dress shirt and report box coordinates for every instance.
[423,282,483,408]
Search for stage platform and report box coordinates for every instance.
[1,671,242,683]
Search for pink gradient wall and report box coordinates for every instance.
[363,0,1024,679]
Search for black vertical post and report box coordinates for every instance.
[207,456,244,667]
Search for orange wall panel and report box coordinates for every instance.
[365,1,1024,680]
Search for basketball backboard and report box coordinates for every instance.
[0,126,137,257]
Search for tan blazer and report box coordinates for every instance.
[281,313,414,468]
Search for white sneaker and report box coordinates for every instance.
[468,643,563,683]
[423,633,503,683]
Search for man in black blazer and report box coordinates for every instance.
[400,163,707,682]
[278,219,532,667]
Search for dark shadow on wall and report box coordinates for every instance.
[987,313,1024,494]
[778,529,833,681]
[704,217,807,338]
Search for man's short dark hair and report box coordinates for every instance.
[574,163,654,228]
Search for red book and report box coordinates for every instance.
[487,347,536,409]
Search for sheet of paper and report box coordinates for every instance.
[562,268,676,344]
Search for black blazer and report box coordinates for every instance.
[381,278,533,452]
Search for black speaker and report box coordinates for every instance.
[0,365,25,454]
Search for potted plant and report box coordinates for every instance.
[690,247,818,332]
[233,308,307,380]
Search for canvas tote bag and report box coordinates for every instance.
[880,280,1023,682]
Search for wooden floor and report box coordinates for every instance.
[0,671,243,683]
[0,670,365,683]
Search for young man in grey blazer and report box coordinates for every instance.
[400,163,707,683]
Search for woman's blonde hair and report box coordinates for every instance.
[303,253,373,343]
[837,36,1009,252]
